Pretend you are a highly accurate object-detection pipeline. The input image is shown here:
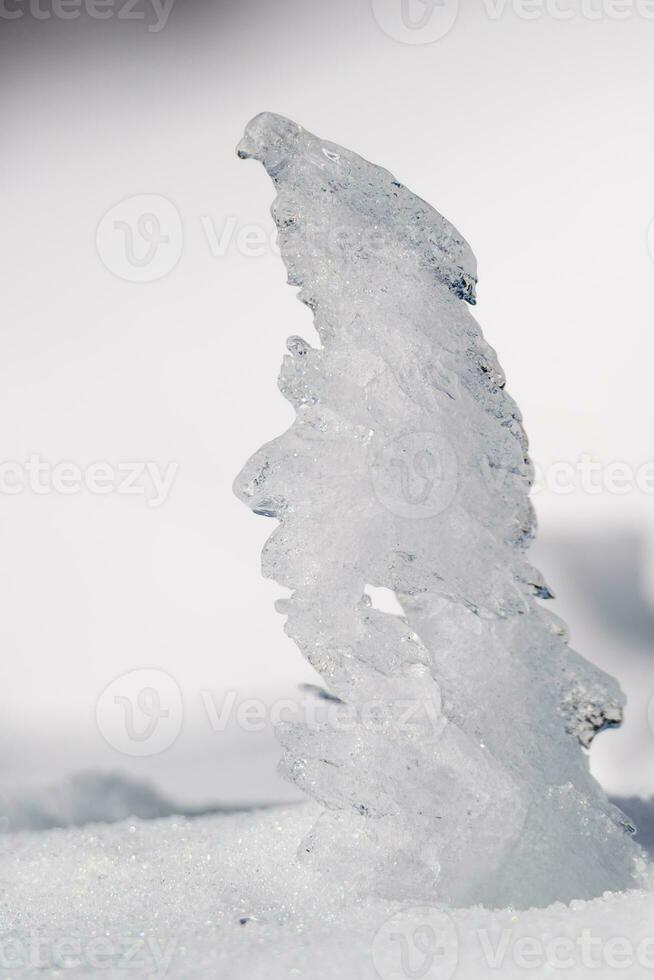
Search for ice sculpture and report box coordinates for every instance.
[234,113,642,908]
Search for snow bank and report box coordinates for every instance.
[0,771,251,833]
[2,804,652,979]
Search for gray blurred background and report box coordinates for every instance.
[1,0,653,825]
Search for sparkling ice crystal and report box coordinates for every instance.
[234,113,642,908]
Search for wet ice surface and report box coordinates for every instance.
[233,113,643,908]
[2,805,653,980]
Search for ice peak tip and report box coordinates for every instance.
[236,113,478,305]
[237,112,302,164]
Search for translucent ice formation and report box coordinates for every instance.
[234,113,642,908]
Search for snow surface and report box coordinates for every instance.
[2,804,653,980]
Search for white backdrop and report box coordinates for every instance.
[1,0,653,806]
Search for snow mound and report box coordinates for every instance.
[2,805,652,979]
[0,772,182,833]
[0,771,251,833]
